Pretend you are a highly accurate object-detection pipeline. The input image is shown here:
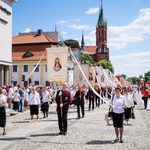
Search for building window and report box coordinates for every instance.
[23,65,28,72]
[34,65,39,72]
[45,81,50,86]
[44,65,47,72]
[34,81,39,86]
[13,65,17,72]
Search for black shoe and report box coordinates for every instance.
[112,138,119,144]
[63,132,67,135]
[58,131,63,135]
[119,139,123,143]
[3,131,7,135]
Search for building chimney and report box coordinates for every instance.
[37,29,42,35]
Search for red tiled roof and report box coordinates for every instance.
[85,46,97,55]
[12,33,55,45]
[13,51,47,61]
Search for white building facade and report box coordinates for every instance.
[0,0,16,86]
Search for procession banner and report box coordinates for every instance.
[47,47,68,82]
[89,67,95,85]
[73,64,89,86]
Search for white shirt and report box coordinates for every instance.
[42,91,50,103]
[29,92,40,105]
[13,93,20,102]
[112,95,127,114]
[0,94,7,105]
[24,92,29,101]
[125,93,134,108]
[8,88,14,99]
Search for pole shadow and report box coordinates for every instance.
[30,133,58,137]
[86,140,112,145]
[0,137,27,141]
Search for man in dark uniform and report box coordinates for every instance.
[95,85,101,108]
[55,83,71,135]
[87,87,95,111]
[74,86,85,119]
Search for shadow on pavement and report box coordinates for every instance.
[86,140,112,145]
[0,137,27,141]
[11,121,30,124]
[30,133,58,137]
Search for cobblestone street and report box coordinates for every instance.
[0,94,150,150]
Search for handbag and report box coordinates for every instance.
[131,110,135,119]
[142,96,145,100]
[134,101,137,105]
[108,107,113,117]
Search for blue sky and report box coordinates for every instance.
[12,0,150,77]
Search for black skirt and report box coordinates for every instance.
[0,107,6,127]
[41,102,49,112]
[13,101,19,110]
[124,108,132,119]
[112,112,124,128]
[30,105,39,115]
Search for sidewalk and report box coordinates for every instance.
[0,94,150,150]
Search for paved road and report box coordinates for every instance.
[0,94,150,150]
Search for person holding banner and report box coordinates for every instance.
[55,83,71,135]
[74,86,85,119]
[111,87,127,143]
[86,87,95,111]
[95,85,101,108]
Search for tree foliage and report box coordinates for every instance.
[145,71,150,82]
[80,52,94,64]
[127,77,139,84]
[95,60,114,73]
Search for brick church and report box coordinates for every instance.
[81,0,109,62]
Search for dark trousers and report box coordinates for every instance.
[89,99,94,110]
[144,98,148,109]
[57,111,68,133]
[19,99,23,112]
[77,103,84,118]
[95,97,100,107]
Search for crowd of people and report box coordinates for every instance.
[0,83,149,144]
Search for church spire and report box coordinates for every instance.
[81,30,85,47]
[55,25,57,32]
[97,0,105,27]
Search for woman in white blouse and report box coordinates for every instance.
[124,88,134,125]
[0,88,7,135]
[41,87,51,118]
[111,87,127,143]
[29,87,40,121]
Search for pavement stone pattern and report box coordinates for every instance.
[0,94,150,150]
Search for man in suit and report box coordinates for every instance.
[55,83,71,135]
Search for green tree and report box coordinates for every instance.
[145,71,150,82]
[80,52,94,64]
[127,77,139,84]
[95,60,114,73]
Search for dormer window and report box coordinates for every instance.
[22,51,33,58]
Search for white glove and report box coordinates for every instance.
[59,92,62,96]
[60,104,63,107]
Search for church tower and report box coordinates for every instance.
[96,0,109,62]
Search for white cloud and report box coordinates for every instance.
[84,29,96,45]
[23,28,31,33]
[61,31,68,35]
[68,24,90,30]
[57,20,67,24]
[108,8,150,50]
[111,51,150,76]
[85,7,99,15]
